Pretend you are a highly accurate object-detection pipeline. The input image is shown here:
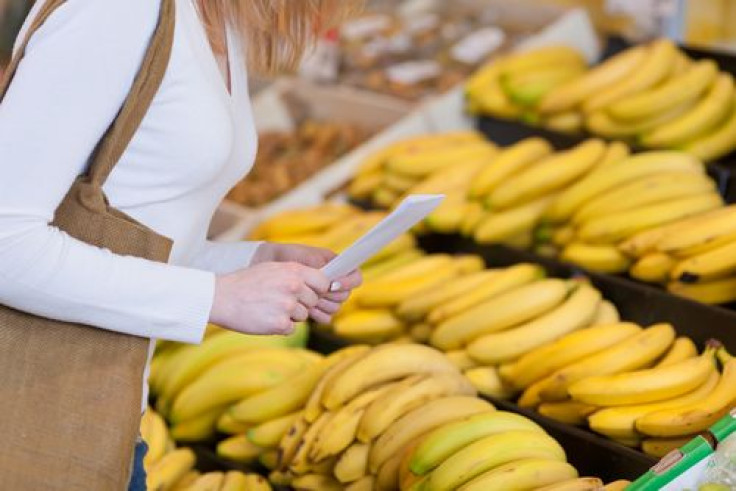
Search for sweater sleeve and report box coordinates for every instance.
[0,0,212,344]
[190,240,264,275]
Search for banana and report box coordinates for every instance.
[469,137,553,198]
[334,442,370,484]
[355,255,456,304]
[472,80,524,119]
[577,193,724,244]
[458,458,579,491]
[463,366,518,400]
[322,212,387,251]
[642,73,735,148]
[641,436,695,458]
[474,194,557,244]
[597,141,631,168]
[445,350,479,371]
[423,430,566,491]
[499,322,641,390]
[146,448,196,491]
[387,141,496,178]
[259,450,279,470]
[427,263,545,325]
[487,139,606,210]
[216,412,251,435]
[333,309,405,343]
[572,172,717,225]
[310,385,394,463]
[239,473,272,491]
[410,410,543,475]
[364,233,418,266]
[424,193,471,234]
[656,337,698,367]
[583,39,678,113]
[276,416,308,471]
[604,480,633,490]
[636,358,736,437]
[591,300,620,326]
[503,64,586,107]
[545,151,703,224]
[684,94,736,161]
[551,226,576,247]
[368,396,493,473]
[323,344,460,411]
[290,474,342,491]
[349,170,383,200]
[536,477,605,490]
[361,249,424,283]
[216,435,263,463]
[631,252,676,283]
[538,401,598,426]
[460,202,486,236]
[229,347,360,424]
[501,45,587,77]
[288,411,333,474]
[170,407,223,442]
[537,323,675,402]
[170,349,309,422]
[539,45,647,114]
[467,282,601,364]
[383,171,420,194]
[517,379,546,409]
[587,366,720,440]
[373,186,399,208]
[397,271,498,323]
[671,239,736,282]
[170,471,200,491]
[376,438,421,491]
[358,372,476,442]
[141,408,169,469]
[668,277,736,304]
[187,472,224,491]
[409,323,433,343]
[609,59,719,121]
[586,99,694,139]
[569,348,715,406]
[560,243,632,273]
[249,204,358,240]
[345,476,374,491]
[247,411,301,448]
[656,204,736,255]
[431,278,570,350]
[544,111,584,134]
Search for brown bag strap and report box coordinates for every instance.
[0,0,175,187]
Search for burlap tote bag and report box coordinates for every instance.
[0,0,176,488]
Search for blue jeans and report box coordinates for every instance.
[128,439,148,491]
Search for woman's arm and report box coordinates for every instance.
[0,0,214,343]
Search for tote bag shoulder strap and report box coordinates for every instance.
[0,0,175,186]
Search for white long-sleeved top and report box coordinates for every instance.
[1,0,261,406]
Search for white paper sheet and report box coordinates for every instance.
[322,194,444,280]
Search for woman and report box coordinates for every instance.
[0,0,362,488]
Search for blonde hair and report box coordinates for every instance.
[198,1,362,74]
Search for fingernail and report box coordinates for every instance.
[329,281,342,292]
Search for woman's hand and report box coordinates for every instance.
[209,262,330,335]
[251,242,363,323]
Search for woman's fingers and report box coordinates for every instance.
[316,298,341,315]
[309,308,332,325]
[291,303,310,322]
[323,290,350,303]
[330,270,363,292]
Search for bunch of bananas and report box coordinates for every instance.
[621,204,736,304]
[468,39,736,162]
[158,470,272,491]
[538,151,725,278]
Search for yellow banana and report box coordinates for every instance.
[487,139,606,210]
[501,45,587,76]
[409,323,432,343]
[671,239,736,283]
[404,159,489,200]
[334,442,370,484]
[560,243,632,273]
[591,300,620,326]
[322,344,460,411]
[587,372,720,440]
[545,151,703,224]
[604,480,632,490]
[460,202,486,236]
[642,73,735,148]
[636,358,736,437]
[536,477,605,490]
[361,253,453,284]
[349,170,383,200]
[467,282,601,364]
[609,59,719,121]
[141,408,169,469]
[656,337,698,367]
[239,473,272,491]
[544,111,584,134]
[569,348,715,406]
[539,45,648,114]
[170,407,223,442]
[368,396,493,473]
[474,194,556,244]
[146,448,196,491]
[372,186,400,208]
[387,141,496,178]
[572,172,717,225]
[551,225,576,247]
[229,348,359,424]
[276,416,308,471]
[583,39,678,113]
[424,193,471,234]
[471,80,524,119]
[499,322,642,390]
[631,252,676,283]
[361,249,423,284]
[641,436,696,458]
[684,94,736,161]
[469,137,553,198]
[322,212,386,251]
[410,410,543,475]
[216,412,251,435]
[170,471,200,491]
[345,476,374,491]
[459,458,578,491]
[397,270,498,323]
[258,450,279,470]
[577,193,724,244]
[333,309,405,343]
[463,366,518,400]
[586,99,694,139]
[383,171,420,194]
[288,411,333,475]
[376,439,420,491]
[423,430,566,491]
[247,411,301,448]
[445,350,478,371]
[503,64,586,107]
[668,277,736,304]
[249,203,358,240]
[364,233,418,267]
[427,263,545,325]
[290,474,342,491]
[187,472,224,491]
[537,323,675,402]
[538,401,598,426]
[431,278,570,350]
[216,435,263,464]
[597,141,631,168]
[656,204,736,256]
